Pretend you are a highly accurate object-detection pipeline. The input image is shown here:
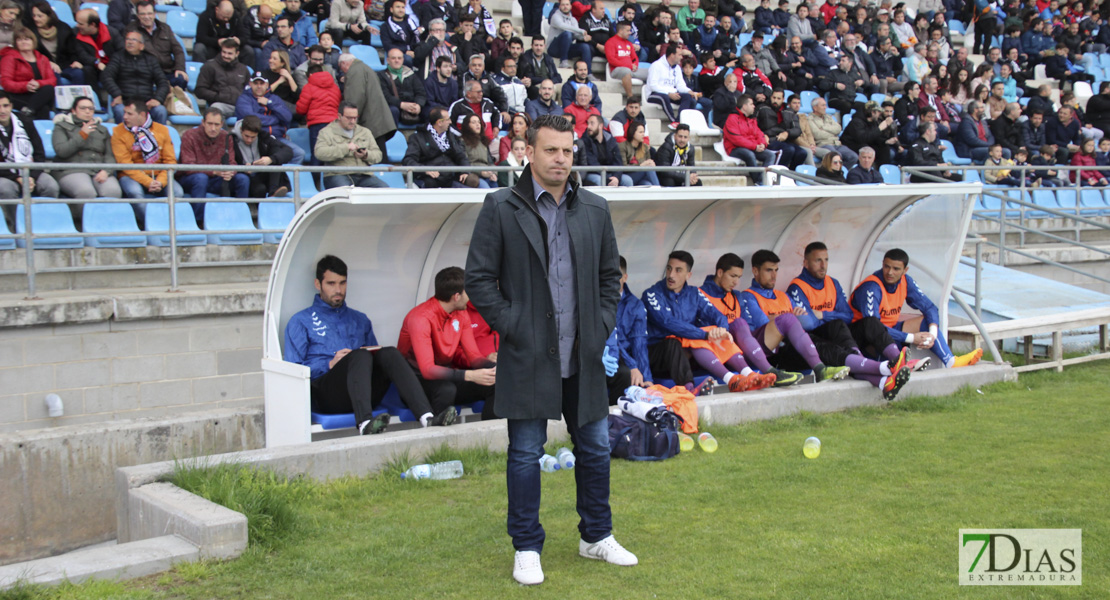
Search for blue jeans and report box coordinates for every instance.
[323,174,389,188]
[506,376,612,552]
[119,175,185,199]
[627,170,660,186]
[548,31,591,63]
[113,103,168,125]
[584,172,633,186]
[58,67,85,85]
[180,172,250,221]
[729,147,775,183]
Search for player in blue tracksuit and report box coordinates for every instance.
[617,256,653,386]
[642,251,774,393]
[849,248,982,369]
[284,255,442,434]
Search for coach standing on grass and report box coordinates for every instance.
[465,114,636,586]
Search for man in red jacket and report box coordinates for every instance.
[722,94,773,184]
[398,266,498,420]
[605,22,648,98]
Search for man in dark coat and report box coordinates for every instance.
[195,0,253,65]
[464,114,633,587]
[990,102,1024,157]
[907,122,960,182]
[102,30,169,124]
[655,125,701,186]
[401,106,472,188]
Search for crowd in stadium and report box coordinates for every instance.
[1,0,1110,215]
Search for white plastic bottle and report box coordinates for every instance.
[624,386,664,404]
[555,447,576,469]
[400,460,464,480]
[539,454,561,472]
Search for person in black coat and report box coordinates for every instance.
[846,146,884,183]
[576,113,630,186]
[415,0,458,31]
[517,36,562,100]
[990,102,1024,156]
[655,125,701,186]
[378,48,427,127]
[195,0,253,65]
[814,151,846,182]
[907,122,960,182]
[402,106,473,188]
[230,115,293,197]
[711,72,740,128]
[819,55,865,116]
[1085,81,1110,138]
[106,0,137,40]
[102,30,169,124]
[841,102,896,165]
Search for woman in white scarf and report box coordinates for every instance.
[496,136,528,187]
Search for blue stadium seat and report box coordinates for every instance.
[948,21,966,35]
[384,130,407,163]
[369,31,382,48]
[738,33,752,48]
[49,0,74,25]
[1079,189,1107,215]
[286,128,312,163]
[870,93,887,104]
[166,11,199,40]
[1018,96,1030,107]
[542,2,555,17]
[963,169,981,182]
[795,164,816,185]
[168,91,203,127]
[82,203,145,247]
[854,92,868,104]
[799,90,819,113]
[80,2,107,24]
[1100,54,1110,70]
[378,384,417,421]
[879,164,901,184]
[842,111,853,129]
[34,120,55,159]
[1029,189,1060,218]
[183,0,205,13]
[258,201,295,244]
[782,90,793,100]
[204,202,264,245]
[166,125,183,160]
[941,144,971,165]
[185,61,203,92]
[349,44,384,70]
[0,212,15,250]
[15,203,83,248]
[140,201,207,246]
[1055,189,1080,215]
[289,170,319,198]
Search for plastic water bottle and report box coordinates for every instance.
[678,432,695,452]
[624,386,664,404]
[555,447,576,469]
[400,460,464,480]
[803,437,821,459]
[539,454,561,472]
[697,432,718,453]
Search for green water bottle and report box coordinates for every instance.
[679,432,695,452]
[697,432,718,453]
[803,437,821,459]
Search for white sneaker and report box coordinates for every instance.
[513,550,544,585]
[579,535,638,566]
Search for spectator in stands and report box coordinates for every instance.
[111,97,183,200]
[841,33,877,95]
[547,0,591,68]
[317,31,341,70]
[261,16,306,71]
[787,3,815,43]
[327,0,372,46]
[757,88,805,168]
[492,56,527,114]
[458,113,496,187]
[262,49,299,112]
[72,9,112,89]
[1021,109,1047,158]
[381,0,418,67]
[450,19,488,67]
[416,0,458,33]
[814,151,846,182]
[525,78,562,120]
[565,84,601,138]
[465,0,496,42]
[449,79,503,141]
[379,47,426,128]
[679,56,709,115]
[285,255,435,435]
[560,58,600,110]
[496,135,527,186]
[954,100,999,163]
[236,72,294,138]
[244,4,273,62]
[231,114,292,198]
[869,35,902,95]
[890,8,917,49]
[618,120,659,186]
[126,1,186,89]
[675,0,703,33]
[711,71,739,128]
[107,0,137,41]
[315,101,389,188]
[52,96,121,198]
[723,94,773,184]
[982,142,1020,186]
[339,52,398,149]
[278,0,316,49]
[609,95,645,143]
[296,63,339,159]
[907,122,959,182]
[292,45,335,88]
[460,53,508,115]
[580,0,613,61]
[607,21,648,98]
[180,109,249,220]
[195,39,250,119]
[104,30,168,124]
[0,28,55,120]
[489,19,515,61]
[398,265,496,422]
[991,101,1024,157]
[499,111,530,162]
[577,113,630,186]
[1045,44,1094,89]
[196,1,252,66]
[413,18,456,77]
[645,44,693,129]
[28,1,82,85]
[640,9,670,62]
[754,0,778,35]
[736,52,772,103]
[656,124,700,186]
[424,55,459,115]
[1047,104,1084,164]
[519,35,560,100]
[846,146,882,183]
[950,66,972,108]
[403,105,476,188]
[697,54,727,100]
[0,91,56,200]
[842,101,896,165]
[1086,82,1110,139]
[821,54,865,118]
[986,81,1007,121]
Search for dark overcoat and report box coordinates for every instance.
[464,165,621,426]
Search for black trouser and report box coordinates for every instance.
[9,87,54,119]
[249,172,291,198]
[520,0,546,36]
[606,361,632,405]
[828,98,865,117]
[772,320,858,371]
[413,367,498,419]
[849,316,897,359]
[973,18,996,55]
[648,338,693,386]
[328,26,372,46]
[310,347,432,425]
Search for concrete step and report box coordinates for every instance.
[701,175,751,187]
[0,535,198,588]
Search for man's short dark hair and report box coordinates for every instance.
[663,43,678,58]
[715,252,744,273]
[804,241,827,256]
[220,38,240,50]
[988,142,1001,151]
[668,250,694,270]
[203,107,225,121]
[674,123,690,133]
[918,121,935,136]
[737,94,753,109]
[435,55,452,69]
[136,0,155,10]
[123,97,149,114]
[884,248,909,268]
[1028,108,1044,118]
[526,113,574,145]
[574,58,588,70]
[434,266,465,301]
[626,94,641,105]
[276,16,291,28]
[308,44,324,55]
[70,95,94,110]
[509,36,523,47]
[316,255,347,281]
[307,63,323,74]
[1101,81,1110,95]
[532,33,545,42]
[240,115,262,133]
[428,106,447,123]
[751,249,780,268]
[615,21,630,32]
[338,100,358,114]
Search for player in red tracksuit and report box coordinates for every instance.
[398,266,498,421]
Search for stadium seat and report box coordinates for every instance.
[167,125,183,160]
[371,164,406,188]
[608,120,624,139]
[377,384,417,421]
[289,170,319,198]
[879,164,902,184]
[941,144,971,165]
[1078,189,1107,215]
[34,120,55,159]
[981,188,1023,218]
[166,11,199,41]
[1100,54,1110,70]
[204,202,264,245]
[738,33,752,48]
[168,91,203,127]
[842,111,853,129]
[0,212,15,250]
[948,21,966,35]
[799,90,819,113]
[49,0,74,25]
[349,44,384,70]
[963,169,981,182]
[679,109,720,136]
[542,1,554,17]
[80,2,107,23]
[795,164,816,185]
[183,0,205,13]
[384,130,407,163]
[1029,189,1060,218]
[185,61,203,92]
[1055,189,1080,215]
[140,201,207,246]
[854,92,868,104]
[870,93,887,104]
[286,128,313,163]
[1033,64,1047,80]
[82,203,145,247]
[713,140,742,165]
[15,203,83,248]
[258,202,295,244]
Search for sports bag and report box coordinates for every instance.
[607,406,684,461]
